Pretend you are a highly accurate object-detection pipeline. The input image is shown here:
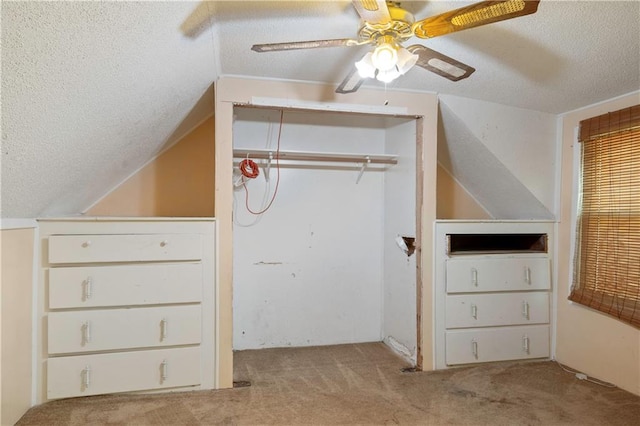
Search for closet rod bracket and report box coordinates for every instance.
[355,156,371,184]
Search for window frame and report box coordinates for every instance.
[568,105,640,328]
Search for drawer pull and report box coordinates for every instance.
[524,266,531,285]
[522,301,530,320]
[160,240,169,247]
[471,339,478,359]
[161,359,168,382]
[160,318,168,341]
[82,365,91,389]
[82,240,92,248]
[523,335,530,354]
[471,303,478,320]
[84,277,93,301]
[471,268,478,287]
[82,321,92,344]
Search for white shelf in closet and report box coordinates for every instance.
[37,218,216,403]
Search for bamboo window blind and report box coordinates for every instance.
[569,104,640,328]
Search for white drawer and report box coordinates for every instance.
[47,346,201,399]
[445,292,549,329]
[446,257,550,293]
[49,263,202,309]
[48,305,201,355]
[48,234,202,264]
[445,325,549,365]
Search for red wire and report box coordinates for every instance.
[239,158,260,179]
[243,110,282,215]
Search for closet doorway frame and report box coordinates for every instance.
[229,105,423,364]
[214,76,439,389]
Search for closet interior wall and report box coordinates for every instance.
[383,120,417,361]
[232,107,417,359]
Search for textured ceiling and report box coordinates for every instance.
[1,1,217,217]
[211,0,640,113]
[2,1,639,218]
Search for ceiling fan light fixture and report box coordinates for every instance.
[371,42,398,72]
[396,46,418,74]
[376,68,401,83]
[355,52,377,78]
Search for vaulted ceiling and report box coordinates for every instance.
[2,1,639,218]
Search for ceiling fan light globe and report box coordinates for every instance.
[397,47,418,74]
[371,43,398,72]
[376,68,401,83]
[355,52,377,79]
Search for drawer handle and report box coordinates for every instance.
[84,277,93,301]
[161,359,168,382]
[522,301,530,320]
[524,266,531,285]
[82,365,91,389]
[160,318,168,341]
[82,321,92,344]
[471,339,478,359]
[160,240,169,247]
[82,240,92,248]
[523,335,530,354]
[471,303,478,320]
[471,268,478,287]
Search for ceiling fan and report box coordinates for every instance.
[251,0,540,94]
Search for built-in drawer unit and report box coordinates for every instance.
[47,346,201,399]
[48,233,203,264]
[48,305,202,354]
[37,218,216,403]
[445,292,550,329]
[434,221,554,369]
[445,325,550,365]
[446,257,550,293]
[48,263,203,309]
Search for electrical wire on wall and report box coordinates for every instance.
[233,109,283,226]
[554,361,616,388]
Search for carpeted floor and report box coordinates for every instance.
[17,342,640,425]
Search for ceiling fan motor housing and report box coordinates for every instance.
[358,3,415,45]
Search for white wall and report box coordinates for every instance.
[0,223,36,425]
[232,108,392,350]
[556,91,640,395]
[382,120,417,361]
[439,94,557,215]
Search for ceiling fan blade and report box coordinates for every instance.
[351,0,391,25]
[413,0,540,39]
[252,38,358,52]
[335,68,365,94]
[408,45,475,82]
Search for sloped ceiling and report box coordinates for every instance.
[438,100,555,219]
[2,1,639,218]
[1,1,217,217]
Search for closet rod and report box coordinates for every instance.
[233,148,397,165]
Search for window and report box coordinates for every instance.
[569,105,640,328]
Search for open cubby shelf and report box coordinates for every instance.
[446,233,548,255]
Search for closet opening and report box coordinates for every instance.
[230,105,422,371]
